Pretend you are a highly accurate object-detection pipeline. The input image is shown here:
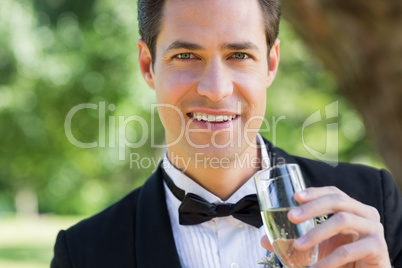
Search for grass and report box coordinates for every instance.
[0,215,83,268]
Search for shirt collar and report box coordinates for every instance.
[162,134,270,204]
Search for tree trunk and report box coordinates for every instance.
[282,1,402,191]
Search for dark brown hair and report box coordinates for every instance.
[137,0,281,65]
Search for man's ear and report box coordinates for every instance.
[266,39,280,88]
[137,39,155,89]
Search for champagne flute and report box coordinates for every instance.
[254,164,318,268]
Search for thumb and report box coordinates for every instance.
[260,235,274,252]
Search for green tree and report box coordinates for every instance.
[0,0,388,216]
[0,0,164,215]
[283,1,402,190]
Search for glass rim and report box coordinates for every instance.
[254,163,301,180]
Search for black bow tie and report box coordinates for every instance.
[162,169,263,228]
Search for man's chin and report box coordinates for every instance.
[187,145,249,161]
[166,135,255,160]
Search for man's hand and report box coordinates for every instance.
[261,186,391,268]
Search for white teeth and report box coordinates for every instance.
[215,115,223,122]
[191,113,237,122]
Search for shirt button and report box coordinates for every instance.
[231,263,240,268]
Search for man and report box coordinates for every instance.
[52,0,402,267]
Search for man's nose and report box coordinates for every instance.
[196,59,233,102]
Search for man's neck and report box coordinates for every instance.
[167,142,262,201]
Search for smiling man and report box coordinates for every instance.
[139,0,278,201]
[51,0,402,267]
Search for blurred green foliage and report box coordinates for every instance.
[0,0,385,215]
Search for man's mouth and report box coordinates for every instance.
[189,112,238,122]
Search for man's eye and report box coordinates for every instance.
[233,52,249,59]
[177,53,193,59]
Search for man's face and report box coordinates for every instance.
[139,0,279,162]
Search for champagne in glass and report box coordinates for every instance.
[254,164,318,268]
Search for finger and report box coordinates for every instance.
[295,187,380,221]
[311,237,391,268]
[294,186,344,203]
[293,212,384,250]
[317,233,357,260]
[260,235,274,252]
[289,191,379,224]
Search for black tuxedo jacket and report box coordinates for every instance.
[51,141,402,267]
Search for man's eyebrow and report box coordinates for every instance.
[221,42,260,51]
[164,41,205,53]
[163,41,260,55]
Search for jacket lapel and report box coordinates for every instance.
[263,137,297,166]
[135,165,182,267]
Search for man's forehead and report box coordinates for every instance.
[158,0,266,43]
[161,0,264,27]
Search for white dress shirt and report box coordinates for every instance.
[163,134,270,268]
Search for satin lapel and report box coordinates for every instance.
[263,138,314,188]
[135,165,182,268]
[262,137,297,166]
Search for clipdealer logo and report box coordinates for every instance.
[302,101,338,167]
[64,100,339,166]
